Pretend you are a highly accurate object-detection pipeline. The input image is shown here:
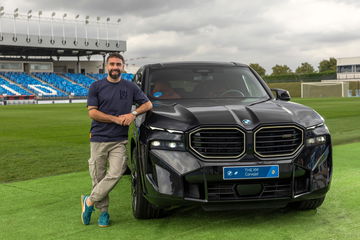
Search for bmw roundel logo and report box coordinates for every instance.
[242,119,252,125]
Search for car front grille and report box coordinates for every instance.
[189,128,245,159]
[254,126,303,157]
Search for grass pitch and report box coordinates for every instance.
[295,97,360,145]
[1,142,359,240]
[0,98,359,239]
[1,97,360,182]
[0,104,90,182]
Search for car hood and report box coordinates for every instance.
[146,98,324,131]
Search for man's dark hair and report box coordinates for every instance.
[106,52,125,63]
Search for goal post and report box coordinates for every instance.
[301,81,349,98]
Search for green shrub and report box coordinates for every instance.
[263,70,336,83]
[268,82,301,98]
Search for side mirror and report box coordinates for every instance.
[134,72,142,87]
[271,88,291,101]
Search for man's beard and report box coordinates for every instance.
[109,70,121,79]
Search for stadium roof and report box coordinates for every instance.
[0,33,126,57]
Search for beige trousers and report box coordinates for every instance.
[88,141,128,212]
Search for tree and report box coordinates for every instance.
[295,62,315,74]
[249,63,266,76]
[318,57,337,72]
[271,64,292,75]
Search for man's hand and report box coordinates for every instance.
[116,113,136,126]
[114,101,152,126]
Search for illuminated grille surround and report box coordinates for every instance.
[254,125,304,158]
[188,127,246,159]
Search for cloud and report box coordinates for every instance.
[9,0,211,17]
[1,0,360,73]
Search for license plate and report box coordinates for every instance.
[223,165,279,180]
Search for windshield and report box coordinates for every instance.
[148,66,269,100]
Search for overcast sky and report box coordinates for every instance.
[0,0,359,73]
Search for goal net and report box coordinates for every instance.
[301,81,349,98]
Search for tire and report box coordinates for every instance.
[292,197,325,210]
[131,148,163,219]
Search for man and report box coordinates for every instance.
[81,52,152,227]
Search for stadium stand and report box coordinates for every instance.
[0,77,33,96]
[33,73,88,97]
[1,72,66,97]
[0,8,128,104]
[87,73,134,81]
[121,73,135,81]
[0,72,134,98]
[63,73,95,88]
[88,73,107,81]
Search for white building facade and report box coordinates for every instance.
[337,57,360,80]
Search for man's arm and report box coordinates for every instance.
[118,101,153,126]
[88,106,123,125]
[133,101,153,115]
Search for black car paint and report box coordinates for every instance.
[127,62,332,212]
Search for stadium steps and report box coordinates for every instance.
[31,74,67,96]
[60,74,89,89]
[0,74,37,95]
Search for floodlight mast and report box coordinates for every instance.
[62,13,67,42]
[0,6,4,39]
[26,10,32,40]
[117,18,121,46]
[96,16,100,43]
[38,10,42,42]
[74,14,79,43]
[85,15,89,44]
[50,12,56,42]
[0,8,123,50]
[13,8,19,39]
[106,17,110,46]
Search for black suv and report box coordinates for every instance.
[127,62,332,219]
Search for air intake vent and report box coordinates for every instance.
[255,126,303,157]
[207,180,292,201]
[189,128,245,159]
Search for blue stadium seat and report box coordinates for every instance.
[0,77,32,96]
[0,72,135,98]
[33,73,88,97]
[63,73,95,88]
[1,72,66,97]
[88,73,107,81]
[121,73,134,81]
[88,73,134,81]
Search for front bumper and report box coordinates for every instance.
[141,143,332,209]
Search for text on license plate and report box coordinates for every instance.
[223,165,279,180]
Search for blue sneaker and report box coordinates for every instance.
[98,212,110,227]
[81,195,94,225]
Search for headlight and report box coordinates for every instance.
[151,140,161,147]
[148,126,185,150]
[305,123,329,146]
[149,126,184,134]
[306,135,327,146]
[150,140,185,151]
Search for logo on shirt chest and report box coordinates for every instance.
[119,90,128,99]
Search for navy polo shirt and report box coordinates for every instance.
[87,77,149,142]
